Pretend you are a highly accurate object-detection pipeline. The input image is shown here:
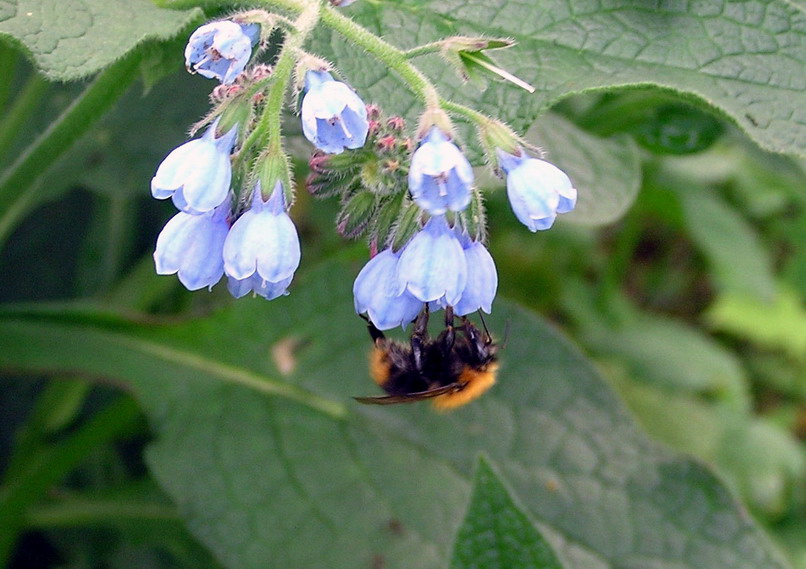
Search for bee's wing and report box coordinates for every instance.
[353,383,462,405]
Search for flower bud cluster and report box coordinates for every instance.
[305,107,415,246]
[150,13,578,331]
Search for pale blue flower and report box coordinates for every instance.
[227,274,293,300]
[498,149,577,231]
[153,203,229,291]
[408,127,474,215]
[223,182,301,293]
[396,215,467,306]
[354,249,423,330]
[151,120,237,213]
[185,21,259,84]
[453,239,498,316]
[301,71,369,154]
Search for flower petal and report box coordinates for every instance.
[408,127,474,215]
[502,151,575,232]
[353,249,423,330]
[397,216,467,305]
[454,241,498,315]
[223,185,301,283]
[153,208,228,291]
[184,21,255,84]
[301,71,368,154]
[227,274,292,300]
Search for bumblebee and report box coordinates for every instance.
[354,307,498,410]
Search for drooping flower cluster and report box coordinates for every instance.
[152,20,309,299]
[354,215,497,329]
[151,12,577,330]
[151,117,301,298]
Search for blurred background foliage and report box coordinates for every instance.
[0,9,805,569]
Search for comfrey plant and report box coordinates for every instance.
[151,1,576,330]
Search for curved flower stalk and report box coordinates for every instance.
[223,181,301,298]
[153,203,230,291]
[301,70,369,154]
[498,149,577,231]
[151,120,238,213]
[408,127,474,215]
[185,21,260,84]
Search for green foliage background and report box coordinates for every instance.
[0,1,804,568]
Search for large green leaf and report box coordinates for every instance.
[450,456,563,569]
[0,260,791,569]
[0,0,200,81]
[313,0,806,156]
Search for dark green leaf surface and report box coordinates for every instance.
[0,261,791,569]
[0,0,200,81]
[449,456,563,569]
[314,0,806,155]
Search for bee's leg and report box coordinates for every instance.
[444,305,455,328]
[359,313,386,345]
[440,305,456,353]
[412,304,430,338]
[460,315,491,356]
[409,306,430,373]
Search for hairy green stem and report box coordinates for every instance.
[404,42,445,59]
[440,98,489,124]
[319,6,441,110]
[242,1,321,176]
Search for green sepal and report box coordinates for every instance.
[440,36,534,93]
[336,191,378,239]
[370,191,405,251]
[390,201,423,252]
[477,117,525,162]
[257,150,294,207]
[311,149,364,176]
[306,172,359,199]
[217,97,254,144]
[461,189,488,243]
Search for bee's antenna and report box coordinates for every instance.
[476,310,491,338]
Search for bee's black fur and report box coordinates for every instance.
[356,306,497,405]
